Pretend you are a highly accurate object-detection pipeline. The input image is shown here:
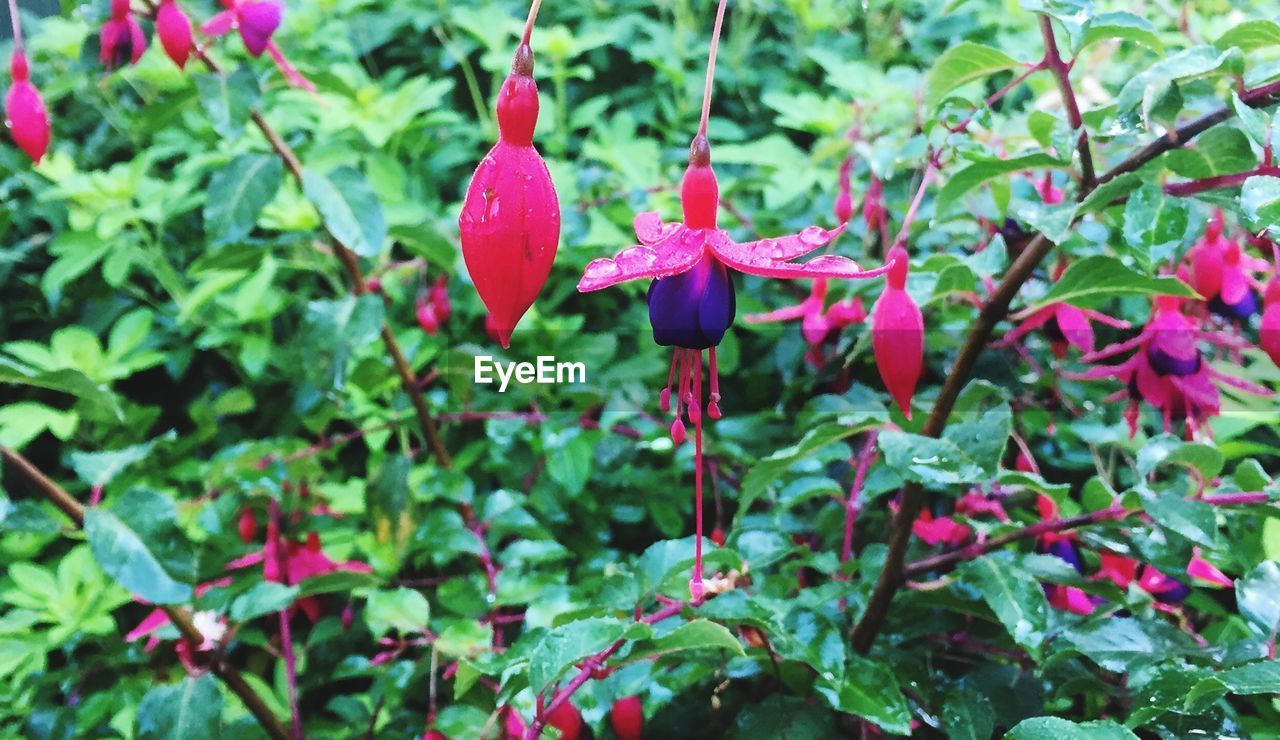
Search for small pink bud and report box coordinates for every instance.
[871,246,923,419]
[5,52,50,164]
[863,175,885,233]
[547,701,583,740]
[707,396,722,419]
[341,603,355,630]
[610,696,644,740]
[416,297,440,336]
[429,276,452,322]
[1187,547,1232,588]
[99,6,147,71]
[155,0,194,69]
[237,507,257,543]
[710,527,726,547]
[658,386,672,413]
[834,191,853,224]
[365,278,383,293]
[670,418,686,446]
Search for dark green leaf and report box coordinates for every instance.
[84,489,196,604]
[1036,255,1197,308]
[302,167,387,257]
[136,673,224,740]
[204,154,283,246]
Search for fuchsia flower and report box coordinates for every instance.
[911,508,970,546]
[1261,279,1280,368]
[415,276,452,336]
[100,0,147,71]
[1187,211,1267,321]
[1187,546,1232,587]
[460,39,560,348]
[202,0,282,57]
[744,278,866,368]
[833,156,854,224]
[871,246,923,418]
[126,579,231,669]
[955,489,1010,522]
[1075,289,1272,438]
[863,174,885,234]
[228,521,371,622]
[1000,261,1130,358]
[155,0,194,69]
[4,51,50,163]
[1034,171,1064,205]
[578,0,890,601]
[610,696,644,740]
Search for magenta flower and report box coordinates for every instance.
[1033,171,1064,205]
[871,246,923,418]
[1074,292,1272,437]
[1000,262,1130,358]
[99,0,147,71]
[202,0,282,57]
[155,0,194,69]
[911,508,970,547]
[1186,547,1232,587]
[744,278,866,368]
[125,579,231,669]
[1262,278,1280,369]
[4,51,50,163]
[955,489,1010,522]
[228,527,371,622]
[833,156,854,224]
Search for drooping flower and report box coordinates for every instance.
[955,489,1010,522]
[1096,552,1139,588]
[415,276,452,336]
[863,173,885,235]
[1136,566,1191,604]
[744,278,866,368]
[201,0,282,57]
[1261,279,1280,369]
[577,0,890,601]
[1000,261,1130,358]
[911,508,970,546]
[460,37,560,348]
[227,523,372,622]
[1034,171,1064,205]
[833,156,854,224]
[100,0,147,71]
[610,696,644,740]
[125,579,231,669]
[1074,291,1272,438]
[4,51,50,163]
[871,245,923,418]
[546,701,583,740]
[155,0,194,69]
[1186,546,1232,587]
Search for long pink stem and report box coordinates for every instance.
[1202,491,1272,506]
[840,433,879,566]
[692,355,705,602]
[1164,165,1280,197]
[950,62,1046,134]
[524,601,687,739]
[890,161,939,251]
[269,502,304,740]
[520,0,543,46]
[7,0,23,50]
[1039,15,1095,189]
[697,0,730,136]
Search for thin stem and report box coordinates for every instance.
[270,502,304,740]
[697,0,730,137]
[693,354,705,600]
[1164,165,1280,197]
[7,0,22,51]
[950,62,1046,134]
[524,601,688,739]
[0,446,289,740]
[1038,15,1095,191]
[890,159,939,251]
[521,0,543,46]
[840,433,879,566]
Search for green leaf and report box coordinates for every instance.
[924,42,1021,108]
[1077,172,1141,215]
[204,154,283,246]
[1240,176,1280,237]
[0,358,122,419]
[527,617,632,694]
[84,489,196,604]
[1117,46,1240,124]
[942,688,994,740]
[1080,12,1163,53]
[302,167,387,257]
[229,583,299,622]
[1143,492,1216,546]
[364,587,430,637]
[813,656,912,734]
[878,432,985,487]
[1121,185,1190,269]
[626,619,744,662]
[1236,561,1280,638]
[1136,435,1224,478]
[1059,618,1161,673]
[1215,19,1280,52]
[936,153,1062,212]
[1232,93,1271,147]
[544,432,593,495]
[941,402,1012,478]
[1036,255,1197,309]
[136,673,224,740]
[1007,717,1138,739]
[194,66,260,138]
[296,570,381,597]
[1165,128,1256,179]
[960,555,1049,659]
[68,433,173,488]
[736,422,875,525]
[1186,660,1280,709]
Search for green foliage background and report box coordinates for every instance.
[4,0,1280,737]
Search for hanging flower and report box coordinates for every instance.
[999,261,1130,358]
[744,278,866,368]
[100,0,147,71]
[834,156,854,224]
[202,0,282,57]
[4,51,50,163]
[871,245,923,418]
[155,0,194,69]
[415,276,452,336]
[863,173,885,234]
[460,36,560,348]
[1186,546,1232,587]
[1261,279,1280,369]
[228,523,372,622]
[1074,291,1272,438]
[610,696,644,740]
[911,508,970,546]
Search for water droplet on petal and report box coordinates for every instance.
[798,225,828,246]
[584,259,622,279]
[615,246,657,272]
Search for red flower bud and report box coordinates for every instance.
[502,707,526,740]
[5,52,50,164]
[863,175,885,233]
[429,276,452,322]
[547,701,583,740]
[710,527,726,547]
[834,156,854,224]
[416,296,440,336]
[422,731,445,740]
[459,44,560,348]
[155,0,194,69]
[609,696,644,740]
[238,507,257,543]
[871,246,922,419]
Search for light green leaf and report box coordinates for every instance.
[365,587,430,637]
[1080,12,1163,53]
[527,617,632,694]
[878,432,985,486]
[1007,717,1138,739]
[136,673,224,740]
[1215,19,1280,52]
[960,555,1049,659]
[84,489,196,605]
[302,167,387,257]
[1036,255,1197,309]
[204,155,282,246]
[936,153,1063,211]
[924,42,1021,108]
[1122,185,1189,269]
[194,66,260,139]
